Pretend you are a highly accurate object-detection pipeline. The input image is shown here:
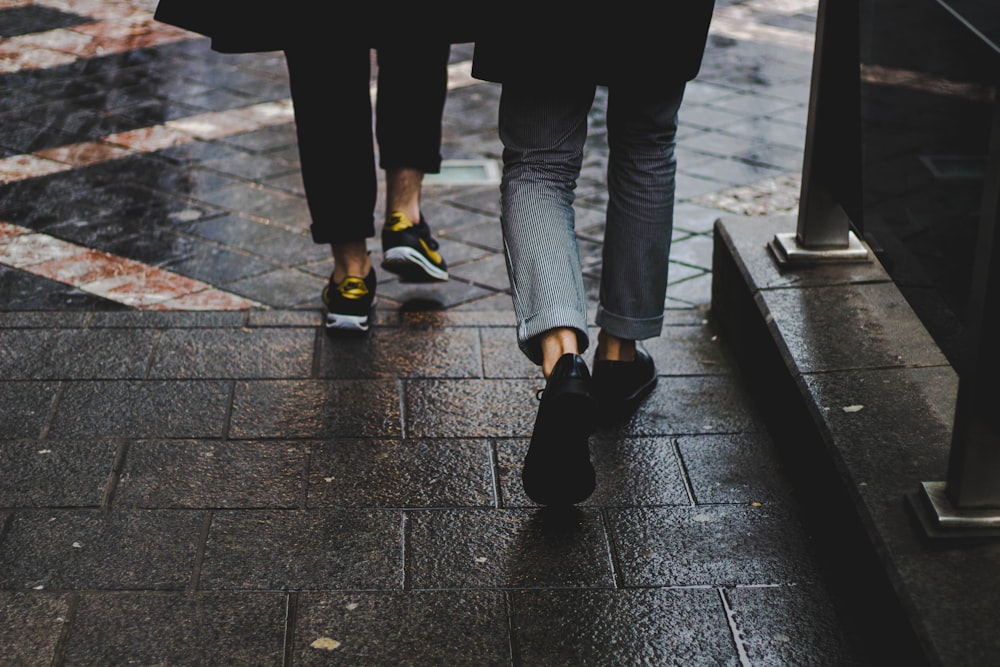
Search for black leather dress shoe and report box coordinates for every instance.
[592,344,657,417]
[522,353,597,506]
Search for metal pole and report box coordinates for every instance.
[768,0,871,266]
[910,90,1000,538]
[905,0,1000,539]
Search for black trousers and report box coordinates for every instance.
[284,42,450,244]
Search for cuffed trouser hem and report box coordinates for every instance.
[595,305,664,343]
[518,308,590,366]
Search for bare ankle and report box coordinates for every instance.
[330,242,371,283]
[540,328,581,378]
[597,331,635,362]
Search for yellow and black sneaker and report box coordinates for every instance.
[322,269,376,333]
[380,211,449,282]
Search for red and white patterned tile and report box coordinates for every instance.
[0,221,263,309]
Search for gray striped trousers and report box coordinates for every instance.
[497,80,686,365]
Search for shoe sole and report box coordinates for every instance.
[324,311,370,332]
[382,246,449,282]
[324,296,376,333]
[522,381,598,506]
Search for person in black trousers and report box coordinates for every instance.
[153,4,458,332]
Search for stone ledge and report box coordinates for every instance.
[710,214,1000,667]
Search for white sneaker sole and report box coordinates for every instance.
[324,301,374,332]
[382,246,449,282]
[325,312,369,331]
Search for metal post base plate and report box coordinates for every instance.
[906,481,1000,540]
[768,231,872,267]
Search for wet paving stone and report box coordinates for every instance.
[229,379,402,439]
[727,583,864,665]
[307,438,495,508]
[606,504,823,588]
[249,228,337,266]
[247,309,320,327]
[666,272,715,305]
[406,508,614,589]
[686,153,792,188]
[148,327,316,379]
[513,588,738,665]
[0,592,70,666]
[316,326,482,379]
[598,374,768,438]
[764,281,951,372]
[0,310,88,327]
[0,380,59,439]
[199,509,402,590]
[114,439,309,509]
[376,274,501,311]
[0,4,90,37]
[404,378,540,440]
[221,124,299,153]
[1,438,118,507]
[161,244,278,284]
[293,590,510,666]
[221,267,321,308]
[678,432,799,505]
[0,327,157,379]
[199,151,299,182]
[479,327,543,379]
[47,379,233,439]
[187,212,286,247]
[63,591,287,665]
[446,252,510,292]
[99,227,201,267]
[642,322,732,375]
[439,219,504,253]
[87,309,246,328]
[428,234,495,266]
[190,181,308,223]
[0,118,77,154]
[0,509,203,590]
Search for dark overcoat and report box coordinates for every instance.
[471,4,717,88]
[153,2,475,53]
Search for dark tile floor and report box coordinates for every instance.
[0,1,879,665]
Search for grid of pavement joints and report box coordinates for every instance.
[1,309,863,664]
[0,1,873,664]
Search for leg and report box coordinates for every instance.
[285,45,377,331]
[375,42,450,223]
[591,82,687,411]
[595,82,686,347]
[498,81,596,367]
[498,81,599,505]
[384,167,424,227]
[285,45,375,260]
[374,41,452,282]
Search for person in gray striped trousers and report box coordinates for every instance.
[472,8,716,506]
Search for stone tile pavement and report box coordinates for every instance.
[0,0,880,664]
